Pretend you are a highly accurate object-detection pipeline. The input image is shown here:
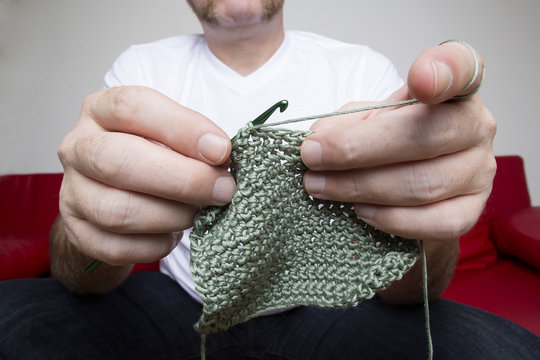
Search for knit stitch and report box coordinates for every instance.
[190,124,419,336]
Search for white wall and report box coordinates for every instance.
[1,0,539,204]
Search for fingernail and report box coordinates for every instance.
[355,204,376,220]
[198,133,229,164]
[431,61,453,98]
[304,173,326,194]
[212,176,236,204]
[302,140,322,167]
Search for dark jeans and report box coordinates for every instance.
[0,272,538,360]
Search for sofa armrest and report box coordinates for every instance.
[492,206,540,270]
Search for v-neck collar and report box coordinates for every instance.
[201,32,290,96]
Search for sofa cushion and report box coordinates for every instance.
[443,258,540,336]
[0,173,63,235]
[454,155,530,271]
[0,235,50,280]
[0,173,62,279]
[456,221,498,270]
[492,207,540,270]
[487,156,531,216]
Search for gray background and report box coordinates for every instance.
[1,0,539,204]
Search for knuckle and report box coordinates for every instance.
[57,215,91,256]
[486,154,497,180]
[59,90,106,169]
[89,134,125,183]
[467,99,496,142]
[406,165,441,204]
[409,120,438,160]
[92,190,131,231]
[58,174,87,223]
[339,133,358,166]
[91,188,137,233]
[79,92,101,119]
[481,108,497,140]
[351,177,365,199]
[81,92,98,112]
[57,131,77,167]
[173,169,195,201]
[474,154,496,204]
[58,180,74,217]
[57,209,75,235]
[110,87,144,125]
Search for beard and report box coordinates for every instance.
[187,0,284,25]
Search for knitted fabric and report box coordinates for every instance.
[190,124,419,336]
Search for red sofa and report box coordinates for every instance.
[441,155,540,335]
[0,173,159,278]
[1,156,539,335]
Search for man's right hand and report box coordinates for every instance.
[57,86,235,266]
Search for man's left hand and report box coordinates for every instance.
[301,41,496,243]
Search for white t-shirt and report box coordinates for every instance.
[104,30,403,302]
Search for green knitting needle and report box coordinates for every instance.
[83,100,290,274]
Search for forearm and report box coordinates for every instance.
[49,216,133,295]
[378,238,459,305]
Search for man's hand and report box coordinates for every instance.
[301,41,495,243]
[300,42,496,303]
[57,86,236,267]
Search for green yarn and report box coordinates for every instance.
[190,124,420,336]
[187,38,486,348]
[420,239,433,360]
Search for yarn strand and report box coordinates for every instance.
[420,240,433,360]
[201,335,206,360]
[259,99,420,128]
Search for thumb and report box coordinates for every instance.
[407,41,485,104]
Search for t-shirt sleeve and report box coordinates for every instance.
[103,46,148,89]
[354,48,404,101]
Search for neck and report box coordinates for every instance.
[201,11,284,76]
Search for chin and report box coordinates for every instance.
[217,1,265,25]
[190,0,283,27]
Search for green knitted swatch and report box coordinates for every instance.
[190,124,419,336]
